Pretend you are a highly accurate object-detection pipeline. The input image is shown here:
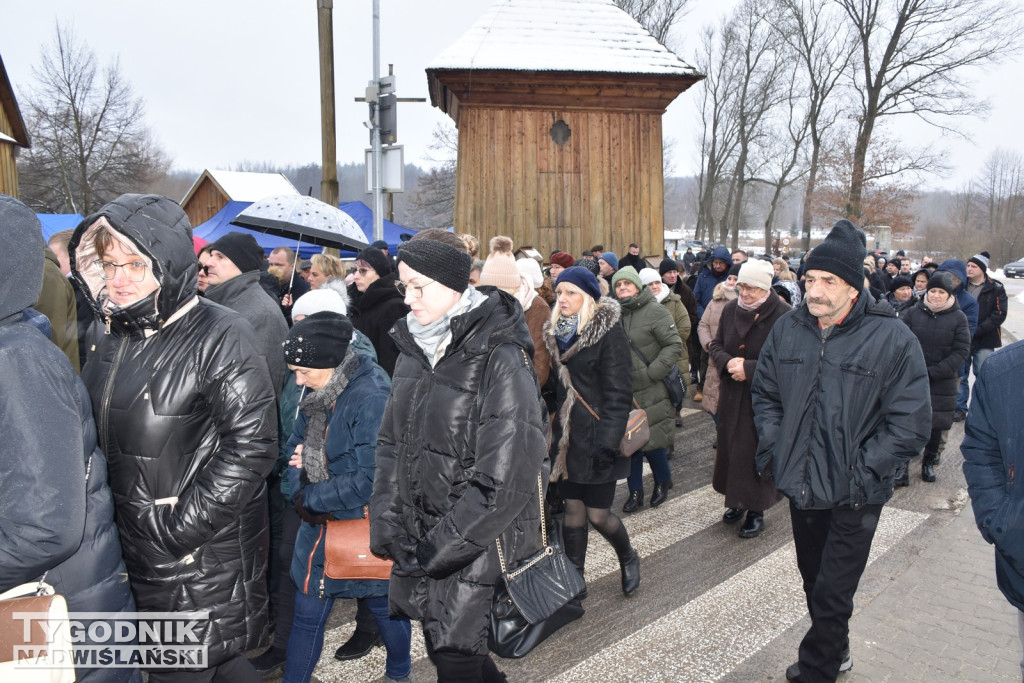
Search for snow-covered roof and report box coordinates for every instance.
[428,0,698,76]
[181,169,300,206]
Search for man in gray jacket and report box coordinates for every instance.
[752,220,931,683]
[205,231,288,395]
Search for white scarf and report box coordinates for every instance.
[407,286,487,367]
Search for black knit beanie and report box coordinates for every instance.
[659,257,680,276]
[804,220,867,291]
[926,272,955,297]
[398,238,471,294]
[209,232,264,273]
[728,263,742,277]
[889,275,913,294]
[283,311,352,369]
[356,246,392,277]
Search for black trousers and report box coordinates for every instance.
[789,502,882,683]
[269,499,301,652]
[423,632,506,683]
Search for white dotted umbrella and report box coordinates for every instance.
[230,195,369,251]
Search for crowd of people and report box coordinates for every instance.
[1,189,1017,683]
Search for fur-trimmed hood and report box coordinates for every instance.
[541,296,620,362]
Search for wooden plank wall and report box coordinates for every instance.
[183,177,227,227]
[0,105,20,198]
[453,108,665,260]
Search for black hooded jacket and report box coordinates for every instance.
[0,195,138,683]
[349,271,409,376]
[69,194,278,667]
[370,289,548,655]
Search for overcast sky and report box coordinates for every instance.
[3,0,1020,193]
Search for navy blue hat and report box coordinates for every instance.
[555,266,602,301]
[598,251,619,271]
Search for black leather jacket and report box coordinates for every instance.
[70,194,277,666]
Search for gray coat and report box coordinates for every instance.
[205,270,289,394]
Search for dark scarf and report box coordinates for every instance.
[554,313,580,351]
[298,349,360,484]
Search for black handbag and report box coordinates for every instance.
[488,476,586,659]
[625,332,686,409]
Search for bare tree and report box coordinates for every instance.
[406,123,458,228]
[774,0,855,249]
[977,148,1024,263]
[836,0,1024,223]
[18,23,169,214]
[615,0,693,47]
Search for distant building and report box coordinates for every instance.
[426,0,702,258]
[0,54,30,198]
[180,169,299,227]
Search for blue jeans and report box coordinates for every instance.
[283,591,411,682]
[957,348,993,412]
[627,448,671,492]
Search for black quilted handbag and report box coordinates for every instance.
[488,476,586,659]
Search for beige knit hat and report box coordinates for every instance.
[479,236,521,291]
[738,259,774,291]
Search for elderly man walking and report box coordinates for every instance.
[752,220,931,682]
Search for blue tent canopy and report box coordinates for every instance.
[37,214,85,241]
[192,200,417,259]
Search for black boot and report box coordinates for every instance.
[599,524,640,595]
[650,481,671,508]
[738,511,765,539]
[722,507,745,524]
[922,451,938,482]
[561,525,589,600]
[334,629,382,661]
[894,463,910,487]
[622,490,643,513]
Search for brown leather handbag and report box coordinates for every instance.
[572,389,649,457]
[0,579,75,682]
[323,506,393,581]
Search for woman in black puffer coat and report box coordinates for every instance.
[899,272,971,484]
[70,194,278,681]
[0,195,139,683]
[543,267,640,597]
[370,235,548,682]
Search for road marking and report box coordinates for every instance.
[310,484,728,681]
[548,505,929,682]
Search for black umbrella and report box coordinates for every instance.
[230,195,370,252]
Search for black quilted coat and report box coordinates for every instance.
[900,298,971,431]
[370,289,548,656]
[69,195,278,667]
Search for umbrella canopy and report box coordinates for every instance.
[230,195,369,251]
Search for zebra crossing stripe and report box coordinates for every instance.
[547,506,929,682]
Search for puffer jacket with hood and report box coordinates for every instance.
[619,286,684,450]
[751,292,932,510]
[900,297,971,431]
[370,289,548,656]
[936,259,979,336]
[69,194,278,667]
[0,195,139,683]
[693,246,733,318]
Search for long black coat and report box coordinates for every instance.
[370,290,548,656]
[900,299,971,431]
[543,297,633,484]
[350,271,409,377]
[70,194,278,667]
[710,292,789,512]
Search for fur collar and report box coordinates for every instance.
[543,297,620,481]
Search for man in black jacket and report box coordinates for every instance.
[960,253,1007,412]
[752,220,931,683]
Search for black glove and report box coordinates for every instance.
[294,490,333,525]
[387,538,426,578]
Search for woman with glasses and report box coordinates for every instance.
[709,260,789,539]
[70,194,278,682]
[347,246,408,377]
[370,233,548,682]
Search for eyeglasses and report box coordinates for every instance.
[199,265,210,275]
[94,259,149,282]
[394,278,435,299]
[356,267,374,276]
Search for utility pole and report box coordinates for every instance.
[317,0,338,209]
[371,0,383,241]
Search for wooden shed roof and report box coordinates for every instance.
[181,169,299,206]
[0,53,30,147]
[427,0,700,76]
